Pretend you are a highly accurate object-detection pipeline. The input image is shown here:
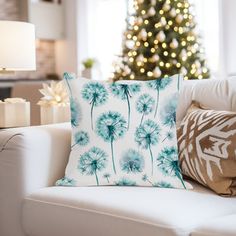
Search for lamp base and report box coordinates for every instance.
[0,68,15,74]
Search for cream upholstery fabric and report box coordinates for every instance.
[22,182,236,236]
[192,214,236,236]
[0,123,71,236]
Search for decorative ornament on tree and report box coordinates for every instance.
[169,8,176,17]
[136,54,144,62]
[126,40,135,49]
[148,7,156,17]
[151,54,160,63]
[163,2,171,12]
[137,0,144,4]
[136,17,143,25]
[156,31,166,42]
[176,14,184,24]
[151,0,157,6]
[160,17,167,26]
[139,29,147,40]
[170,39,179,49]
[153,67,162,78]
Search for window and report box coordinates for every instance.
[190,0,220,76]
[87,0,127,79]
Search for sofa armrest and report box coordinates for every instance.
[0,123,71,236]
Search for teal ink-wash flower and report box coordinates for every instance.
[115,178,136,186]
[110,83,141,129]
[96,111,127,174]
[142,174,154,186]
[147,77,172,117]
[161,97,177,129]
[56,176,76,186]
[135,119,160,175]
[103,173,111,183]
[72,131,89,148]
[153,181,173,188]
[136,94,155,126]
[120,149,144,174]
[70,98,81,127]
[78,147,108,186]
[82,82,108,130]
[162,131,174,142]
[157,147,186,189]
[63,72,74,96]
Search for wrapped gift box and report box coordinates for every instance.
[40,105,70,125]
[0,99,30,128]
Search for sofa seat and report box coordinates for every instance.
[22,181,236,236]
[192,214,236,236]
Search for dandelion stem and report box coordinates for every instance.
[95,169,99,186]
[91,101,95,130]
[154,88,160,118]
[110,139,116,174]
[149,145,154,175]
[176,171,186,189]
[126,93,131,129]
[140,113,145,126]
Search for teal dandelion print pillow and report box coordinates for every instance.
[56,73,191,189]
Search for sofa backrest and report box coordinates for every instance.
[177,78,236,125]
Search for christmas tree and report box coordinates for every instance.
[112,0,210,81]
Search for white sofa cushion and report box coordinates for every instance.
[192,214,236,236]
[22,181,236,236]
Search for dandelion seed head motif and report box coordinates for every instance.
[82,82,108,106]
[78,147,107,176]
[161,95,178,128]
[56,177,76,186]
[142,174,148,182]
[157,147,179,176]
[70,98,81,127]
[136,94,155,115]
[153,181,173,188]
[74,131,89,146]
[120,149,144,174]
[135,119,160,149]
[115,178,136,186]
[96,111,127,142]
[110,83,141,100]
[147,77,172,90]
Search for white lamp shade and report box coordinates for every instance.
[0,21,36,71]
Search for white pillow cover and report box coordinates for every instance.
[56,73,189,189]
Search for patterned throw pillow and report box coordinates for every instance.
[56,73,189,189]
[178,102,236,196]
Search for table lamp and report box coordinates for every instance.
[0,21,36,128]
[0,21,36,73]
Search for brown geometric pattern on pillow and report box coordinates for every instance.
[178,101,236,196]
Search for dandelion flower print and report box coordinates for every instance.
[55,177,76,187]
[96,111,127,174]
[115,178,136,186]
[110,83,140,129]
[78,147,108,186]
[135,119,160,175]
[147,77,172,117]
[72,131,89,148]
[136,94,155,126]
[70,98,81,127]
[120,149,144,174]
[157,146,186,189]
[82,82,108,130]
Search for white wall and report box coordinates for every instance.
[220,0,236,78]
[55,0,78,76]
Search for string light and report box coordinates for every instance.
[144,42,149,47]
[159,10,164,15]
[136,41,141,46]
[181,41,186,46]
[166,63,170,68]
[198,75,203,79]
[129,58,134,62]
[171,52,176,58]
[127,34,132,39]
[141,10,146,15]
[134,25,139,31]
[184,76,189,80]
[137,62,142,66]
[144,20,149,25]
[176,63,181,68]
[168,20,173,26]
[162,42,167,48]
[176,9,180,14]
[147,71,153,77]
[140,68,145,73]
[159,61,164,66]
[177,3,182,7]
[151,48,156,53]
[155,23,161,28]
[143,58,148,62]
[148,32,152,37]
[133,51,137,56]
[133,36,137,41]
[164,51,168,56]
[154,39,159,44]
[130,74,135,79]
